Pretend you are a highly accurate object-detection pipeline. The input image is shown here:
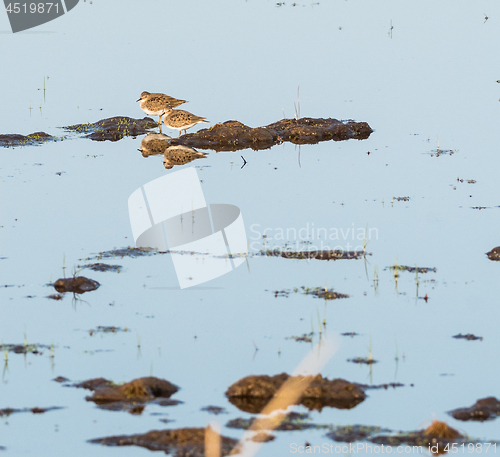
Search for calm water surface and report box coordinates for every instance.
[1,1,500,456]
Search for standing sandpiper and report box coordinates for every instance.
[137,91,187,126]
[162,109,208,137]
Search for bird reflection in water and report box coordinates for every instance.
[163,145,207,169]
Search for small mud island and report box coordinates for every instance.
[174,117,373,151]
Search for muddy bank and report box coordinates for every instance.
[90,427,239,456]
[53,276,100,294]
[174,118,373,151]
[70,377,180,413]
[65,116,157,141]
[0,132,57,148]
[226,373,366,413]
[449,397,500,421]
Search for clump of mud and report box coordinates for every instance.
[226,411,327,431]
[53,276,100,294]
[78,377,181,413]
[449,397,500,421]
[89,426,239,456]
[452,333,483,341]
[328,420,472,453]
[226,373,366,413]
[486,246,500,261]
[0,406,63,417]
[64,116,157,141]
[175,117,372,152]
[0,132,56,148]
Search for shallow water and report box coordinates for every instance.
[1,1,500,456]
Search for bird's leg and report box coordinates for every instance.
[159,123,163,134]
[178,131,181,138]
[158,115,162,126]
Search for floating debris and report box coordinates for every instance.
[452,333,483,341]
[348,357,378,365]
[449,397,500,422]
[430,148,457,157]
[341,332,359,337]
[286,333,314,343]
[266,249,368,261]
[386,265,436,274]
[273,286,349,300]
[53,276,100,294]
[327,425,390,443]
[200,405,227,415]
[80,263,122,273]
[226,373,366,413]
[47,294,63,300]
[89,427,239,456]
[89,326,129,336]
[226,412,327,431]
[84,247,159,261]
[0,406,63,417]
[0,343,49,355]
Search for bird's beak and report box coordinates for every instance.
[136,98,141,102]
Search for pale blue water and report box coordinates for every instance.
[1,1,500,456]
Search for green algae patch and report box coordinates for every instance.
[0,131,58,148]
[64,116,157,141]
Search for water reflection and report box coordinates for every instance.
[139,133,172,157]
[163,145,207,169]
